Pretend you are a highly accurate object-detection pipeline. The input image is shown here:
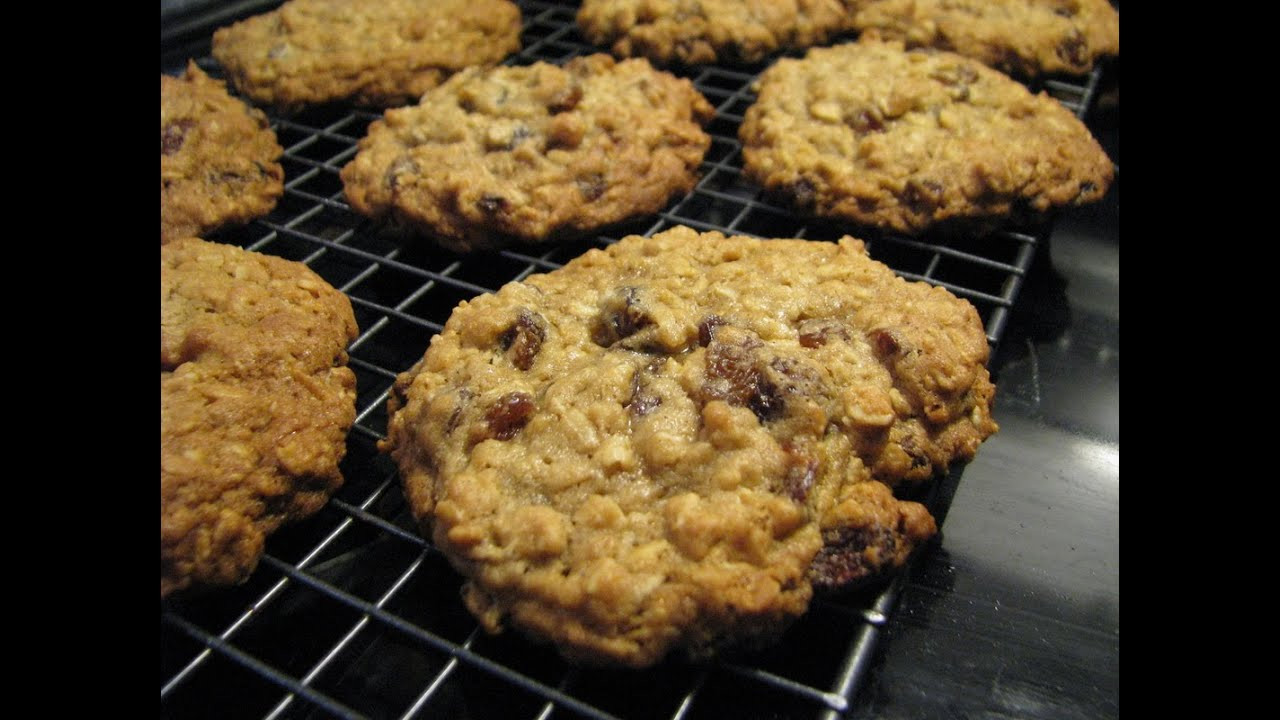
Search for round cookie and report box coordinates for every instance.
[739,38,1114,235]
[161,62,285,244]
[577,0,857,66]
[211,0,523,111]
[162,238,359,598]
[849,0,1120,77]
[382,226,998,667]
[341,55,714,252]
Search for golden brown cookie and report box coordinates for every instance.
[848,0,1120,77]
[577,0,857,65]
[211,0,523,110]
[161,62,284,244]
[382,226,997,666]
[162,238,359,598]
[739,38,1114,235]
[341,54,714,252]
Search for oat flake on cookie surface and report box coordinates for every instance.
[382,226,998,667]
[740,37,1113,236]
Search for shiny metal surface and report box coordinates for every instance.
[849,96,1120,718]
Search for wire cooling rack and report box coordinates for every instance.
[161,2,1106,717]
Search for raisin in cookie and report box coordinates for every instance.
[161,62,284,244]
[577,0,857,65]
[382,226,997,666]
[849,0,1119,77]
[211,0,523,110]
[739,38,1113,235]
[341,55,714,252]
[162,238,359,598]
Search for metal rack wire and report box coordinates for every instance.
[161,2,1106,717]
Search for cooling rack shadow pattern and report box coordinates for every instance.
[160,1,1104,717]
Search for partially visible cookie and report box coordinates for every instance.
[848,0,1119,77]
[162,238,359,598]
[211,0,523,110]
[739,38,1114,234]
[161,62,284,244]
[341,54,714,252]
[577,0,857,65]
[382,226,997,666]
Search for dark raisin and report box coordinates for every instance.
[627,370,662,417]
[762,357,822,406]
[703,334,785,422]
[790,178,817,208]
[781,452,817,502]
[499,309,547,370]
[630,393,660,417]
[747,377,785,422]
[592,287,652,347]
[446,389,474,434]
[385,156,418,190]
[798,319,850,348]
[548,84,583,113]
[810,526,898,589]
[478,194,509,214]
[848,108,885,134]
[868,328,900,357]
[506,125,533,150]
[703,337,759,407]
[390,375,412,409]
[161,119,195,156]
[903,179,945,214]
[1056,33,1088,67]
[698,315,726,346]
[576,174,606,201]
[484,392,534,440]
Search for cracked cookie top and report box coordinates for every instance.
[577,0,858,65]
[382,226,997,666]
[849,0,1119,77]
[211,0,523,110]
[161,62,284,244]
[161,238,359,598]
[739,37,1114,234]
[341,54,714,252]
